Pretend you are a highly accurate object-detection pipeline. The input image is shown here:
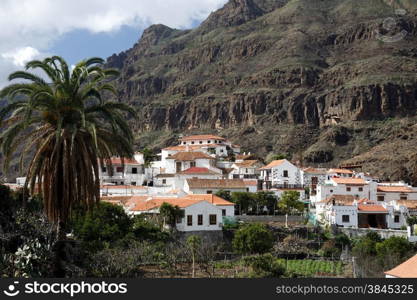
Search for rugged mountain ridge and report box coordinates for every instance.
[107,0,417,183]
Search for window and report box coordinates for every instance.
[131,182,136,186]
[358,187,363,192]
[400,195,408,200]
[245,168,248,173]
[176,162,182,173]
[190,161,196,168]
[132,167,138,174]
[342,215,350,223]
[208,140,211,144]
[283,170,288,177]
[209,214,217,225]
[116,166,124,173]
[183,142,186,145]
[199,141,203,144]
[102,167,107,173]
[346,187,351,192]
[222,209,226,216]
[198,215,203,225]
[187,215,193,226]
[207,190,213,194]
[220,149,224,153]
[377,195,384,202]
[394,215,400,223]
[191,141,195,144]
[162,179,166,184]
[176,216,182,224]
[330,190,334,193]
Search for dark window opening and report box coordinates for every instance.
[198,215,203,225]
[342,215,350,223]
[187,215,193,226]
[209,214,217,225]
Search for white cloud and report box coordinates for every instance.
[0,0,227,87]
[2,47,41,67]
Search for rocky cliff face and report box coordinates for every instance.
[107,0,417,183]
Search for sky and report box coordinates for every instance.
[0,0,227,87]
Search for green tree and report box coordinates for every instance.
[0,56,137,234]
[278,191,304,214]
[159,202,184,230]
[265,153,288,164]
[231,192,255,215]
[71,202,133,252]
[232,223,274,254]
[255,191,277,215]
[186,235,201,278]
[215,190,232,202]
[141,148,156,168]
[375,236,414,266]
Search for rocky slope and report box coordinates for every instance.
[106,0,417,183]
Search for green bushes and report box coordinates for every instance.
[242,254,285,278]
[233,223,274,254]
[278,259,344,277]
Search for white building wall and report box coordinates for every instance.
[175,201,223,232]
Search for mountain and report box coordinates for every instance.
[106,0,417,183]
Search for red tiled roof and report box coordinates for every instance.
[377,186,415,193]
[186,178,246,189]
[180,135,226,141]
[183,194,234,206]
[331,177,367,185]
[234,160,261,168]
[319,195,356,205]
[259,160,286,170]
[105,157,141,165]
[358,204,387,212]
[385,255,417,278]
[131,198,202,212]
[328,168,354,174]
[397,200,417,210]
[163,144,223,151]
[244,180,258,186]
[303,167,327,174]
[167,152,214,161]
[179,167,219,175]
[100,185,147,190]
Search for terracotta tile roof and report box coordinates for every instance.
[303,167,327,174]
[385,255,417,278]
[180,135,226,141]
[105,157,141,165]
[183,194,234,206]
[259,159,286,170]
[163,144,222,151]
[101,196,135,203]
[236,154,257,161]
[357,204,388,212]
[397,200,417,210]
[130,197,203,212]
[186,178,246,189]
[331,177,367,185]
[377,186,415,193]
[167,152,214,161]
[179,167,220,175]
[155,173,176,178]
[100,185,147,190]
[319,195,356,205]
[234,160,261,168]
[328,168,354,174]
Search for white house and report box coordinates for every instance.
[376,182,417,203]
[310,177,375,205]
[124,194,234,232]
[230,160,263,179]
[301,167,327,195]
[259,159,302,189]
[184,178,248,194]
[99,156,145,186]
[326,168,354,179]
[177,134,240,157]
[154,167,223,189]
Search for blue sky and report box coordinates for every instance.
[0,0,227,86]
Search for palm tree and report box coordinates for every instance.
[0,56,136,236]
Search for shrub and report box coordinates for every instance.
[242,254,285,278]
[233,223,274,254]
